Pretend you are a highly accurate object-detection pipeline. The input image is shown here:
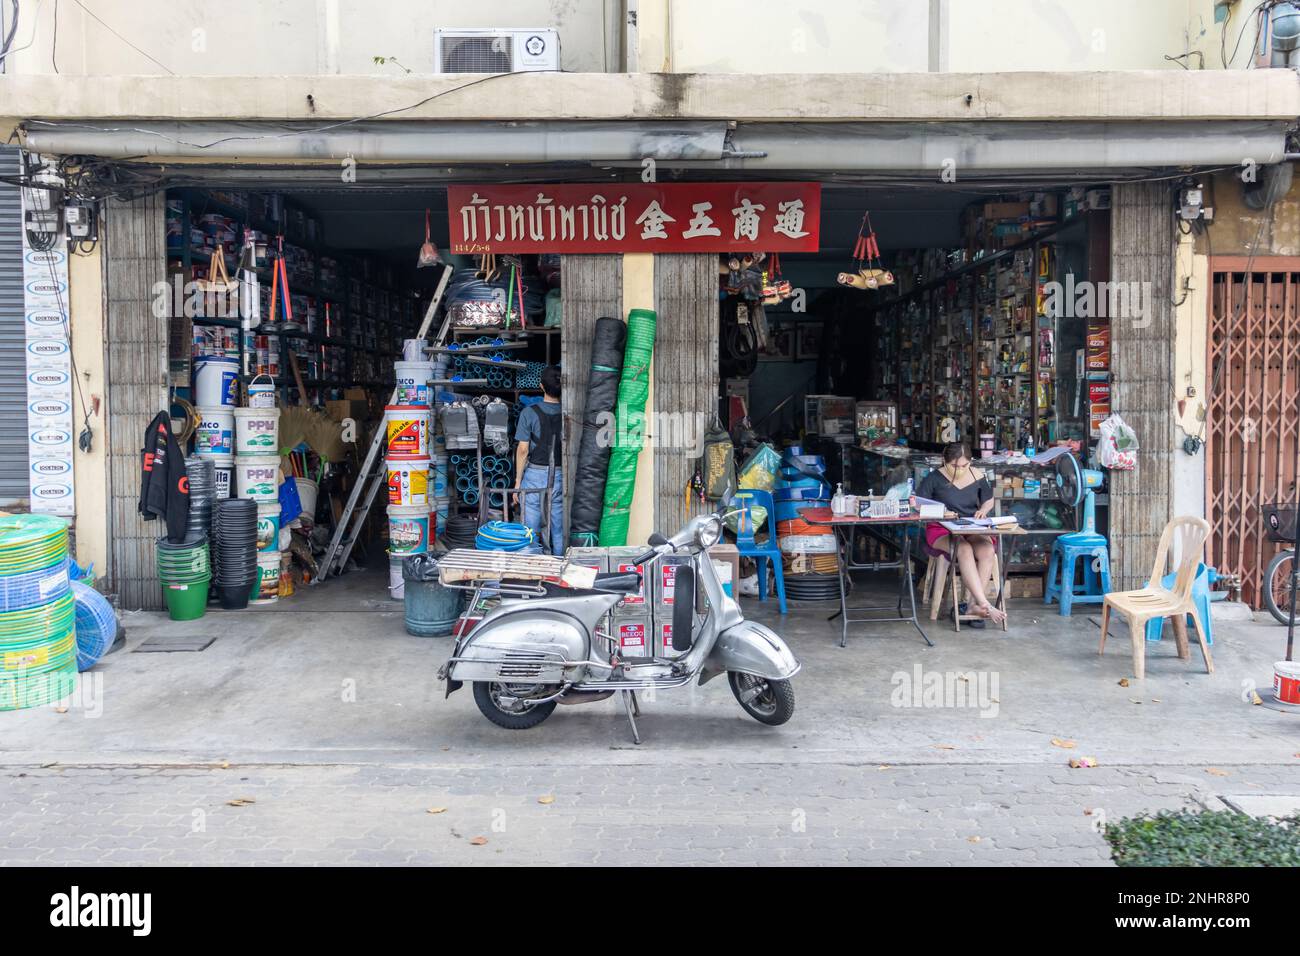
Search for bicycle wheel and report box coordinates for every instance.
[1263,550,1299,625]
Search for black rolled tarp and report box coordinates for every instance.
[568,316,627,547]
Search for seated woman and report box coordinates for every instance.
[913,442,1005,625]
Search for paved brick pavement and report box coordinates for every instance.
[4,761,1297,866]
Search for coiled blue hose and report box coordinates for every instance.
[475,520,533,552]
[71,580,117,671]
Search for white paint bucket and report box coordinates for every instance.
[1274,660,1300,705]
[383,405,430,459]
[386,456,429,506]
[247,374,277,408]
[387,504,430,554]
[194,356,240,407]
[194,406,235,457]
[234,455,280,502]
[233,407,280,456]
[295,477,319,523]
[393,361,433,407]
[252,552,280,604]
[256,503,281,553]
[388,551,405,600]
[211,454,234,499]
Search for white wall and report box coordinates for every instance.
[4,0,1236,76]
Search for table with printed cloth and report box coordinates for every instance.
[801,508,936,648]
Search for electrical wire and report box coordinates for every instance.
[67,0,173,74]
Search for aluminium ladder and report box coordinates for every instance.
[313,265,451,583]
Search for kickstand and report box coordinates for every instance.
[621,690,642,745]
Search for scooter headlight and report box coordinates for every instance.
[696,514,723,549]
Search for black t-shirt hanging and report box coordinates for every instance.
[139,411,191,543]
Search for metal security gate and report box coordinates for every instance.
[1206,256,1300,608]
[0,149,30,505]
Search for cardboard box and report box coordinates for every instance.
[984,201,1031,221]
[1006,575,1045,599]
[708,544,739,601]
[326,399,368,423]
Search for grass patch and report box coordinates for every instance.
[1105,809,1300,866]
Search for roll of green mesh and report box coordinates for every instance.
[599,308,657,546]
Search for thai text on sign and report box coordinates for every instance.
[447,183,820,254]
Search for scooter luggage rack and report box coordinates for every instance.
[437,548,598,590]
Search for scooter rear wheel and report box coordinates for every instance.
[728,672,795,726]
[473,681,558,730]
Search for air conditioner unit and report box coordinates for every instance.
[434,28,560,74]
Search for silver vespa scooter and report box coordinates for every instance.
[437,511,800,743]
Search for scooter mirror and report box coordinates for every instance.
[648,533,670,547]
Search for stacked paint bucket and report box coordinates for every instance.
[232,398,282,605]
[386,354,434,599]
[0,514,76,711]
[192,355,240,500]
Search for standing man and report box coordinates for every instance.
[514,366,564,554]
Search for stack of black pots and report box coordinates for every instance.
[213,498,258,609]
[183,456,216,545]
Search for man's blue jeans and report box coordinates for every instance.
[521,465,564,555]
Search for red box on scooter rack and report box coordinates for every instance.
[653,608,690,660]
[607,546,648,612]
[654,554,694,612]
[612,615,650,657]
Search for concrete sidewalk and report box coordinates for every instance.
[2,575,1297,864]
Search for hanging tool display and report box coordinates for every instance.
[837,212,895,290]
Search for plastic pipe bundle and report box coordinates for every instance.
[568,317,628,548]
[598,309,655,546]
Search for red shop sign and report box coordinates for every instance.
[447,182,820,254]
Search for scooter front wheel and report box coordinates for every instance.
[472,681,558,730]
[728,672,795,726]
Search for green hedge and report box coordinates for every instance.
[1105,809,1300,867]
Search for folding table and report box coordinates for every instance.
[804,512,935,648]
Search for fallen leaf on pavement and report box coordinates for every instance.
[1051,738,1077,749]
[469,836,489,846]
[1129,698,1143,704]
[538,795,555,805]
[426,807,447,815]
[933,744,956,751]
[1083,808,1095,816]
[1069,757,1099,769]
[877,764,891,770]
[54,706,67,714]
[220,761,231,769]
[1118,678,1130,687]
[1206,768,1229,777]
[967,836,981,843]
[226,797,256,807]
[1251,692,1263,705]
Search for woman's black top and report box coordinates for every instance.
[916,467,993,518]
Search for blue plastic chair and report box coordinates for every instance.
[729,489,787,614]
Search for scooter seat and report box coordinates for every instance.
[590,572,642,594]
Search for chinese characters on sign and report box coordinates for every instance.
[447,183,821,254]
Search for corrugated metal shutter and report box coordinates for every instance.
[0,149,29,505]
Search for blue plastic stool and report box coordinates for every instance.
[728,489,787,615]
[1144,563,1215,646]
[1044,533,1112,616]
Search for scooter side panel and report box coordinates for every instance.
[698,620,801,686]
[447,608,591,685]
